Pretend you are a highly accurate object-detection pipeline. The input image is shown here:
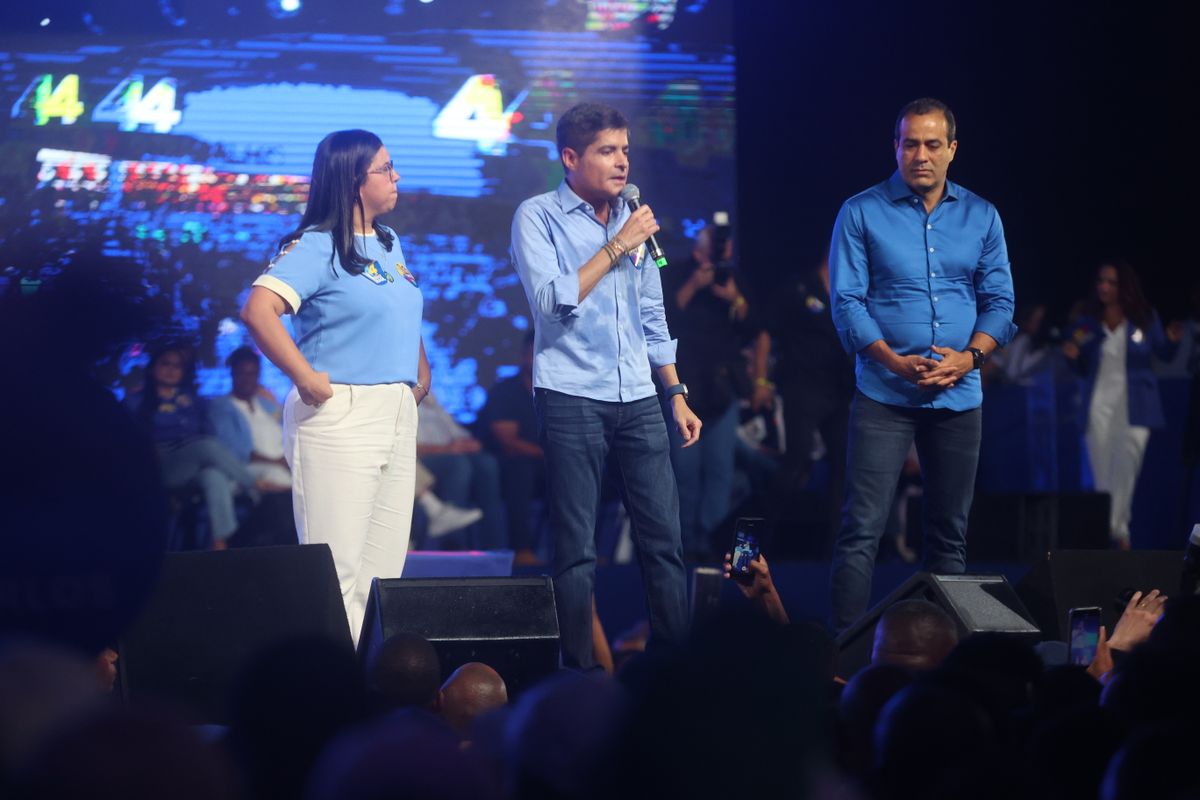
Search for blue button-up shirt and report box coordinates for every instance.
[510,181,677,402]
[830,171,1016,411]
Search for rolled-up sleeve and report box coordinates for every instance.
[972,207,1017,347]
[511,201,580,322]
[830,202,885,354]
[637,250,678,368]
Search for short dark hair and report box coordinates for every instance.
[226,345,260,370]
[894,97,957,143]
[367,633,441,711]
[556,102,629,161]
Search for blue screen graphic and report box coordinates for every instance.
[0,1,735,421]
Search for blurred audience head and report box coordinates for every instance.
[12,706,240,800]
[609,609,827,799]
[0,640,108,779]
[227,635,368,800]
[505,671,628,800]
[143,340,196,396]
[439,662,508,738]
[1088,258,1152,328]
[871,599,958,671]
[305,708,494,800]
[366,633,442,712]
[227,345,262,400]
[873,681,998,800]
[1,263,166,655]
[1026,705,1125,800]
[938,632,1043,735]
[837,662,912,777]
[1101,722,1198,800]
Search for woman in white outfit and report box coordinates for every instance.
[1063,260,1181,548]
[241,129,430,643]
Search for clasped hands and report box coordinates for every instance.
[891,345,973,390]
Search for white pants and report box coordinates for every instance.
[1085,396,1150,545]
[284,383,417,645]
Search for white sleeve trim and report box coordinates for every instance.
[252,274,303,314]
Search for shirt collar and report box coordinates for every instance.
[887,170,960,205]
[556,179,622,216]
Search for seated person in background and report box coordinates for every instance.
[210,346,290,489]
[126,342,259,549]
[212,347,478,546]
[479,332,544,566]
[210,346,297,547]
[870,599,959,672]
[438,662,508,740]
[416,393,506,550]
[413,460,484,540]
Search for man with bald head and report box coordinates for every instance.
[439,662,508,738]
[871,598,959,672]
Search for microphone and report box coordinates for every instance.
[619,184,668,268]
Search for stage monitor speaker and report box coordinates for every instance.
[359,577,559,697]
[835,573,1040,677]
[117,544,350,725]
[1016,549,1183,641]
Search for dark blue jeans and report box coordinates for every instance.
[830,392,982,633]
[536,389,688,670]
[421,451,508,550]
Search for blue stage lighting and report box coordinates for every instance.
[266,0,301,18]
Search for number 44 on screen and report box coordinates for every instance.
[11,73,182,134]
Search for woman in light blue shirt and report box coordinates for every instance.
[241,129,430,644]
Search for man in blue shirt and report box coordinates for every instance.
[829,98,1016,633]
[511,102,702,670]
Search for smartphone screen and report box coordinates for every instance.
[1068,606,1102,666]
[730,517,763,583]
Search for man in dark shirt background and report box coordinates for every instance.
[480,332,545,566]
[769,255,857,553]
[664,218,770,560]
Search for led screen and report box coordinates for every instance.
[0,0,735,420]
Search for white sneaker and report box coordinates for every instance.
[419,492,484,538]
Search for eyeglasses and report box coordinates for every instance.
[366,160,397,177]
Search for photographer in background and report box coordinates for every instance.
[665,213,771,560]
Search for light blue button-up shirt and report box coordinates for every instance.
[830,171,1016,411]
[510,180,677,402]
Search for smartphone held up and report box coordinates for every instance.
[730,517,763,584]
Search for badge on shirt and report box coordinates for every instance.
[1132,328,1144,344]
[265,239,300,272]
[396,263,418,287]
[805,295,826,313]
[363,260,395,286]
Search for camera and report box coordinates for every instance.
[708,210,734,283]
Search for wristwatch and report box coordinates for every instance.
[965,347,986,370]
[665,383,689,400]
